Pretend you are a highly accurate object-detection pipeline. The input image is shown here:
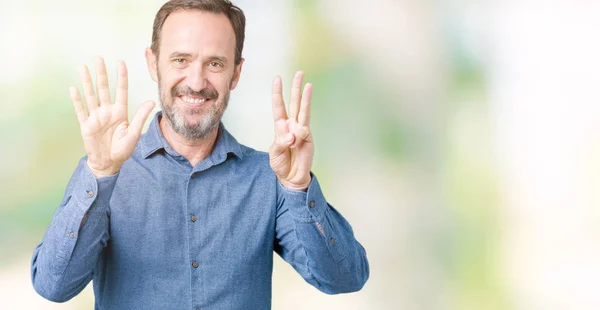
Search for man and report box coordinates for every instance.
[31,0,369,309]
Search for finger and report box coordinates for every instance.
[269,132,294,157]
[128,100,156,135]
[291,125,312,149]
[80,65,98,111]
[94,56,111,106]
[289,71,304,122]
[70,86,88,124]
[272,76,287,122]
[272,76,289,137]
[115,60,128,106]
[274,118,289,137]
[298,83,312,127]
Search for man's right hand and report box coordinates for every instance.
[70,56,155,178]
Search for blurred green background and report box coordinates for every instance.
[2,1,600,309]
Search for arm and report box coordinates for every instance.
[31,57,154,302]
[31,158,116,302]
[269,72,369,293]
[274,174,369,294]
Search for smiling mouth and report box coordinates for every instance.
[180,95,209,105]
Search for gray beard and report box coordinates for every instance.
[159,91,229,141]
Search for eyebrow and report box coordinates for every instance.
[169,52,193,59]
[207,55,228,63]
[168,52,228,63]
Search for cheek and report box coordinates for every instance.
[210,74,235,93]
[159,66,185,89]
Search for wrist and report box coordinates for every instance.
[86,160,120,178]
[279,176,311,191]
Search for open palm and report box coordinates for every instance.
[70,57,155,177]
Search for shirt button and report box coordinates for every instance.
[192,261,199,268]
[309,200,315,208]
[329,238,335,245]
[191,215,197,222]
[87,191,94,198]
[69,231,75,238]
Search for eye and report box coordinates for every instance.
[172,58,189,67]
[207,61,225,72]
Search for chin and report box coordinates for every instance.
[182,113,208,126]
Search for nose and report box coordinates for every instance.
[187,61,207,92]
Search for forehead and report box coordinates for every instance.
[160,9,236,58]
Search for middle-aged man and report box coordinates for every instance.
[31,0,369,309]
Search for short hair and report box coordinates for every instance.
[151,0,246,65]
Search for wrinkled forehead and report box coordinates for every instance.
[159,9,236,60]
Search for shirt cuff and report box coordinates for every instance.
[279,173,328,221]
[72,162,119,213]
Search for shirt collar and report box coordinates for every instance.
[140,111,244,160]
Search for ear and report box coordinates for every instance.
[229,58,245,90]
[145,47,158,82]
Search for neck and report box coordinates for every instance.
[159,116,219,167]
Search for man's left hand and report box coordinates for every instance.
[269,71,314,191]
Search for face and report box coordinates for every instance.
[146,10,243,140]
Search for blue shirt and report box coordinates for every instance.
[31,112,369,309]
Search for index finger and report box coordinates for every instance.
[271,76,287,122]
[115,60,128,106]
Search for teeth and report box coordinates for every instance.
[182,96,206,104]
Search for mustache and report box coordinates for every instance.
[172,85,219,100]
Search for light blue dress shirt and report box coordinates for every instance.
[31,112,369,309]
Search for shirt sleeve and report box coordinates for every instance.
[274,173,370,294]
[31,157,116,302]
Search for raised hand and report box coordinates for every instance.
[269,71,314,191]
[70,56,155,177]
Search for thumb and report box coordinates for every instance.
[128,100,156,135]
[269,133,294,158]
